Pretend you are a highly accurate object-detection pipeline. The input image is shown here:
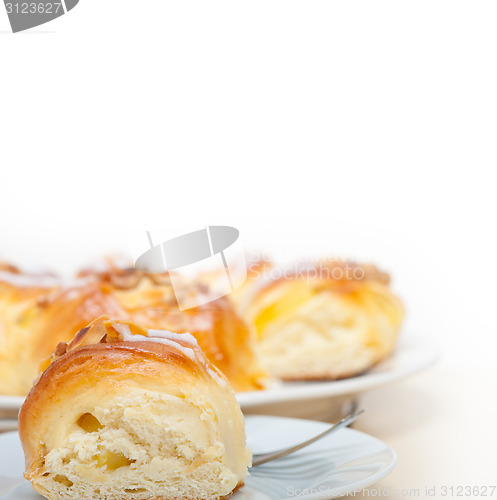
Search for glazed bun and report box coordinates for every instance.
[242,260,404,380]
[19,318,251,500]
[0,264,264,395]
[97,267,265,392]
[0,264,60,395]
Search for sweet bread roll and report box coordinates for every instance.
[19,318,251,500]
[0,267,128,396]
[242,260,404,380]
[0,264,60,395]
[94,267,265,392]
[0,264,264,395]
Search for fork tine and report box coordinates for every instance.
[250,409,365,468]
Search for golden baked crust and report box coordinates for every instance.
[0,265,61,395]
[0,264,265,395]
[19,318,251,500]
[82,267,265,392]
[242,260,404,381]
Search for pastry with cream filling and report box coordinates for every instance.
[241,260,404,380]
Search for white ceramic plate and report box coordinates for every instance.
[0,334,438,418]
[238,334,438,412]
[0,415,396,500]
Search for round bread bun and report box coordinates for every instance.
[242,260,404,380]
[0,264,60,395]
[19,318,251,500]
[1,264,265,395]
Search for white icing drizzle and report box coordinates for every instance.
[207,366,227,388]
[111,323,227,388]
[146,328,198,347]
[112,323,196,361]
[0,271,96,291]
[0,271,60,289]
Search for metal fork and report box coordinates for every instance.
[250,409,365,467]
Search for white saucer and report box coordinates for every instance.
[0,415,396,500]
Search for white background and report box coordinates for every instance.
[1,1,496,493]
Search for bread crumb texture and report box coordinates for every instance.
[31,390,242,500]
